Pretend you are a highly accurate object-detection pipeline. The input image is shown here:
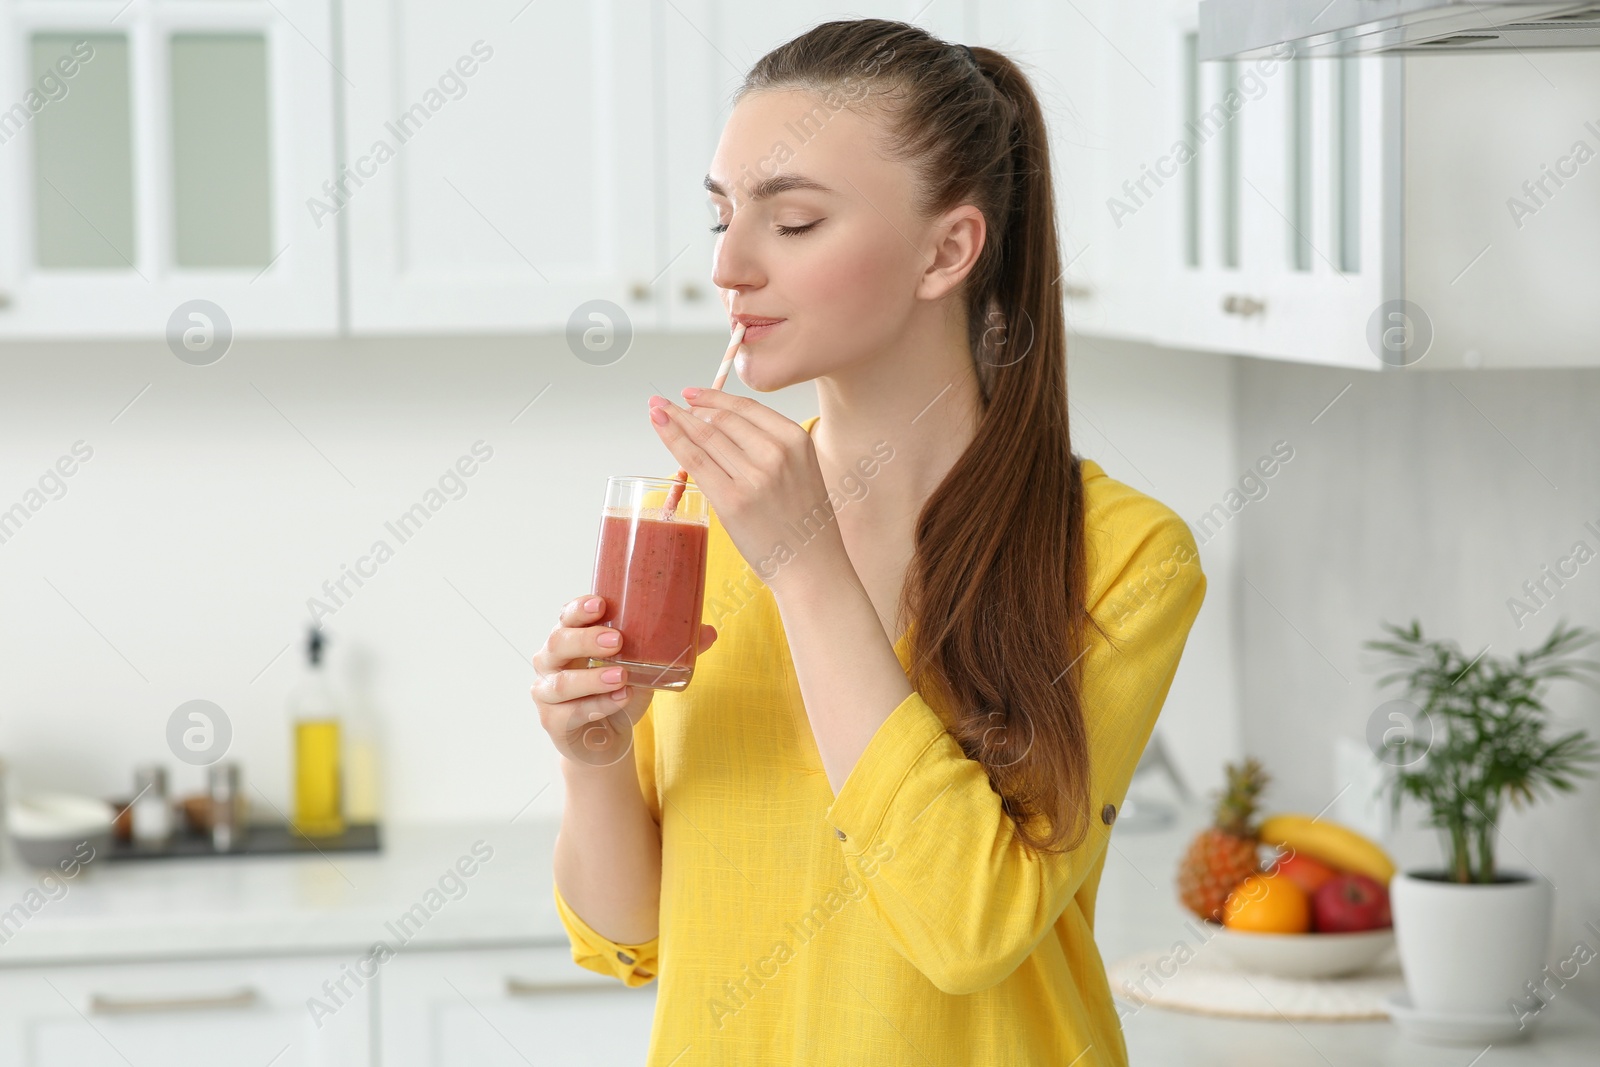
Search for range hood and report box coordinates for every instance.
[1199,0,1600,59]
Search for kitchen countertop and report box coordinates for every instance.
[0,820,567,966]
[2,812,1596,1063]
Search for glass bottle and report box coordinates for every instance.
[290,627,344,837]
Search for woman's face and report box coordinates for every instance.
[706,89,977,393]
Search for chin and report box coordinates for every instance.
[734,352,803,393]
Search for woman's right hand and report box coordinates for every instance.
[532,594,717,766]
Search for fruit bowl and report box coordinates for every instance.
[1206,922,1396,979]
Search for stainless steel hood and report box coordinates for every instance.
[1199,0,1600,59]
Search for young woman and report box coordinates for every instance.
[535,18,1206,1066]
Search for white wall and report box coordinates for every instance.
[0,331,1240,827]
[1235,358,1600,1014]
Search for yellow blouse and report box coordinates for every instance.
[554,415,1207,1066]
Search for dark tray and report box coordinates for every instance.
[105,821,381,860]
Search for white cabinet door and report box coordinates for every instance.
[974,0,1108,336]
[1228,51,1394,369]
[654,0,725,333]
[380,945,657,1067]
[340,0,660,335]
[0,0,339,339]
[1077,0,1180,346]
[1403,49,1600,371]
[0,955,370,1066]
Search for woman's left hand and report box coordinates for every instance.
[648,389,845,590]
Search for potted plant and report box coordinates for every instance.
[1363,618,1600,1027]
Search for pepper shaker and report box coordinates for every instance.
[209,762,243,852]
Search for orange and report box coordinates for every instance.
[1221,872,1311,933]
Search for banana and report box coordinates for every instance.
[1258,813,1396,885]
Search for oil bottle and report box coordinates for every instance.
[290,626,344,837]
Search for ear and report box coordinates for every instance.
[916,205,986,301]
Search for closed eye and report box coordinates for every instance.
[708,221,822,237]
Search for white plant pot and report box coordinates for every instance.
[1390,869,1553,1016]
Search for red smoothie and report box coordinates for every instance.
[591,509,709,690]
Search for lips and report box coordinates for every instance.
[732,315,785,328]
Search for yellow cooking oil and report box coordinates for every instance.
[293,717,344,837]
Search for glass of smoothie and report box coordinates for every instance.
[587,475,710,692]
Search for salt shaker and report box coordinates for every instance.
[209,762,242,852]
[130,764,172,845]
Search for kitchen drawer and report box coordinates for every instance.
[0,954,371,1066]
[379,945,657,1067]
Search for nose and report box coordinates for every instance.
[710,216,764,299]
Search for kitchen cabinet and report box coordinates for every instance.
[379,945,657,1067]
[1086,4,1600,370]
[1081,1,1392,369]
[0,0,340,339]
[4,0,1589,365]
[1396,49,1600,370]
[339,0,661,335]
[0,955,370,1066]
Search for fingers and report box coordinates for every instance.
[679,395,785,468]
[648,396,742,490]
[558,594,605,629]
[681,387,801,441]
[532,659,633,708]
[533,595,620,676]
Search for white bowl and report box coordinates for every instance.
[1207,922,1396,979]
[7,792,114,871]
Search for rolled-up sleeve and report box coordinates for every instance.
[824,516,1205,996]
[553,880,660,987]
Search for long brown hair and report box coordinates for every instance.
[739,20,1113,854]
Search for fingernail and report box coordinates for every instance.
[584,597,601,612]
[682,387,701,399]
[650,406,669,425]
[610,687,630,702]
[648,395,668,407]
[597,631,620,647]
[602,667,624,683]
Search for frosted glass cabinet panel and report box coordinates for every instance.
[30,33,135,269]
[170,33,273,269]
[0,0,337,338]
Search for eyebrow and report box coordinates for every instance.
[703,173,837,201]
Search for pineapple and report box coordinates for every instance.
[1176,758,1269,923]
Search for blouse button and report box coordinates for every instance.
[616,951,635,965]
[834,827,847,841]
[1101,803,1117,826]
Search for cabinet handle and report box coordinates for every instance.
[629,282,651,301]
[681,283,703,302]
[504,977,639,996]
[90,987,259,1014]
[1220,294,1266,317]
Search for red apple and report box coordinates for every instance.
[1311,873,1392,933]
[1272,851,1338,896]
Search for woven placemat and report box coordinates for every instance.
[1107,947,1405,1021]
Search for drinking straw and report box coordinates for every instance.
[663,321,746,517]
